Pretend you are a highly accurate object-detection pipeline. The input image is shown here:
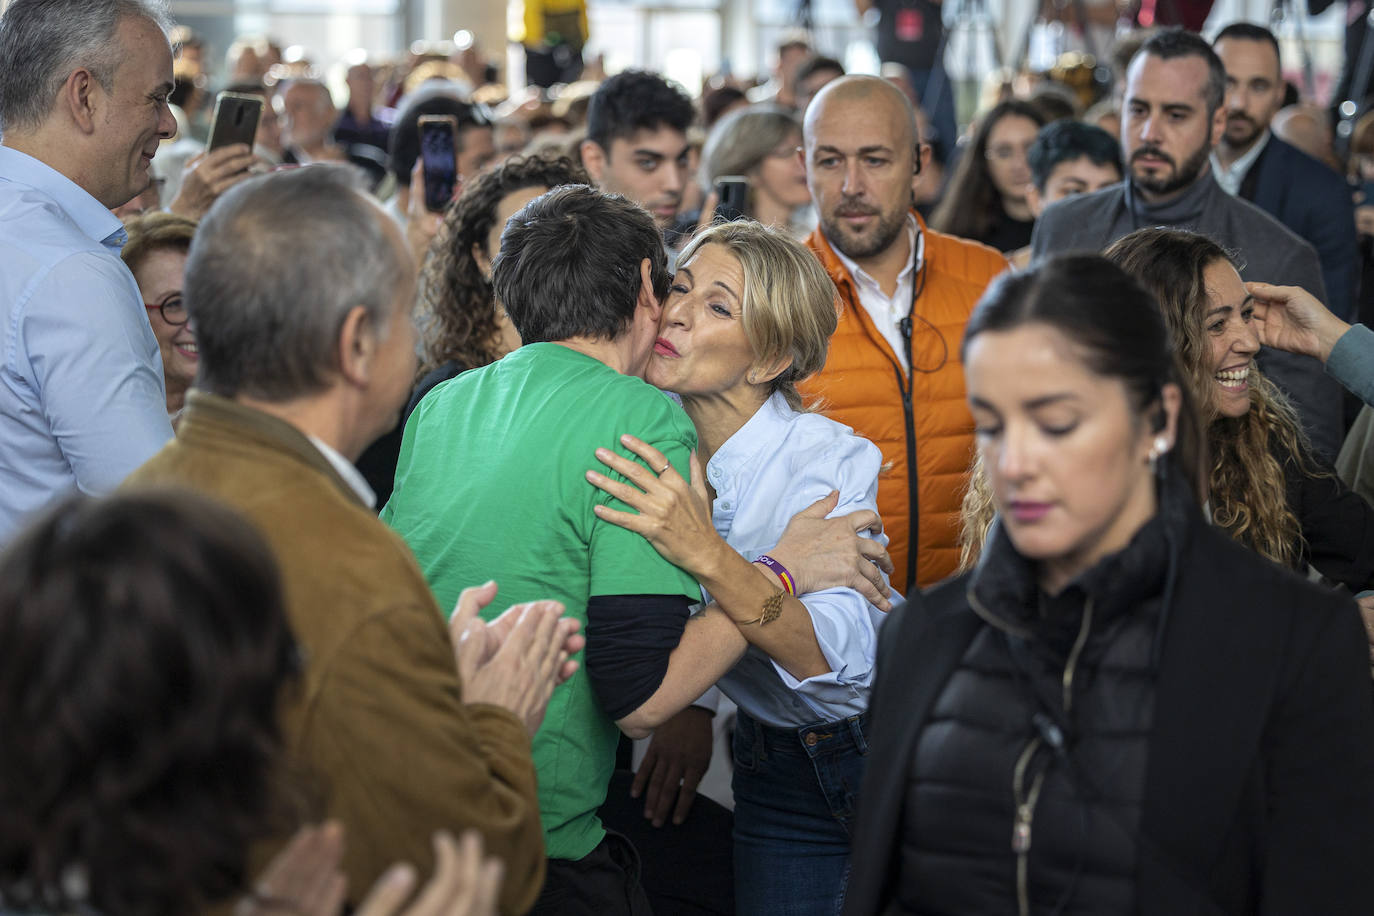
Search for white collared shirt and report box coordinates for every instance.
[307,434,377,508]
[702,392,892,726]
[1211,130,1271,196]
[827,215,922,371]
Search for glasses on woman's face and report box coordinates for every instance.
[144,292,188,326]
[985,141,1033,164]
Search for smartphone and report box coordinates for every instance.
[207,91,263,152]
[714,176,749,222]
[418,115,459,213]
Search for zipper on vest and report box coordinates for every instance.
[1008,597,1095,916]
[897,316,917,590]
[1012,737,1046,916]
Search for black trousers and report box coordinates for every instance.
[530,828,654,916]
[599,768,735,915]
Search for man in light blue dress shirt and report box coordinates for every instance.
[0,0,178,542]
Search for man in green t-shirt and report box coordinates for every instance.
[384,186,883,914]
[384,186,747,913]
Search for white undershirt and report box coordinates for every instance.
[827,215,923,371]
[1211,130,1270,197]
[307,434,377,508]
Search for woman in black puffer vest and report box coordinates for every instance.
[844,255,1374,916]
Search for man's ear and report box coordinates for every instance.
[337,305,377,386]
[1026,184,1044,219]
[472,242,492,278]
[1208,104,1226,150]
[634,257,661,317]
[580,139,608,185]
[911,143,930,202]
[63,68,102,134]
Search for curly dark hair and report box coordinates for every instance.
[419,153,588,375]
[0,489,298,916]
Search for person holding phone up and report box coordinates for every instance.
[699,105,814,239]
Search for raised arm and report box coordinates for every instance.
[587,434,890,686]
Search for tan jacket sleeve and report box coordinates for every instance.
[297,601,545,915]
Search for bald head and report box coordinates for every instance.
[802,74,923,265]
[804,75,919,152]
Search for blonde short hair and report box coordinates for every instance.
[119,211,197,276]
[676,220,837,410]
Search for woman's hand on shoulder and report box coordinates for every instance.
[586,434,727,576]
[768,491,894,611]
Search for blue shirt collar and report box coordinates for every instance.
[0,145,126,249]
[706,391,794,493]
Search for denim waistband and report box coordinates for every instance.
[736,708,869,759]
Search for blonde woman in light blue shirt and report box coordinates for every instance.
[588,219,894,916]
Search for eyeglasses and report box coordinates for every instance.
[144,292,188,326]
[985,141,1033,163]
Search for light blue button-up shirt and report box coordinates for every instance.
[0,146,172,543]
[704,392,891,727]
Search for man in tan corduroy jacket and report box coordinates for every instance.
[126,165,579,914]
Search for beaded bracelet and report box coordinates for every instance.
[753,554,796,595]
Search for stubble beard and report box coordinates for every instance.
[820,201,908,261]
[1222,113,1263,153]
[1132,138,1212,198]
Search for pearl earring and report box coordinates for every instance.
[1148,436,1168,475]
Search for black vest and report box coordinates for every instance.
[893,478,1188,915]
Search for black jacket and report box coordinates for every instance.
[1281,442,1374,592]
[845,485,1374,915]
[1240,135,1358,324]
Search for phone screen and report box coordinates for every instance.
[419,118,458,212]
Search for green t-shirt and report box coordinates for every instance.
[381,342,700,860]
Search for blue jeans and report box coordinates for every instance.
[731,710,870,916]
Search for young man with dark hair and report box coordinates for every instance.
[580,70,695,231]
[1006,120,1123,267]
[1026,119,1123,215]
[1212,21,1357,323]
[1030,28,1342,460]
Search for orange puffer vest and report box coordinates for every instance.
[800,215,1007,594]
